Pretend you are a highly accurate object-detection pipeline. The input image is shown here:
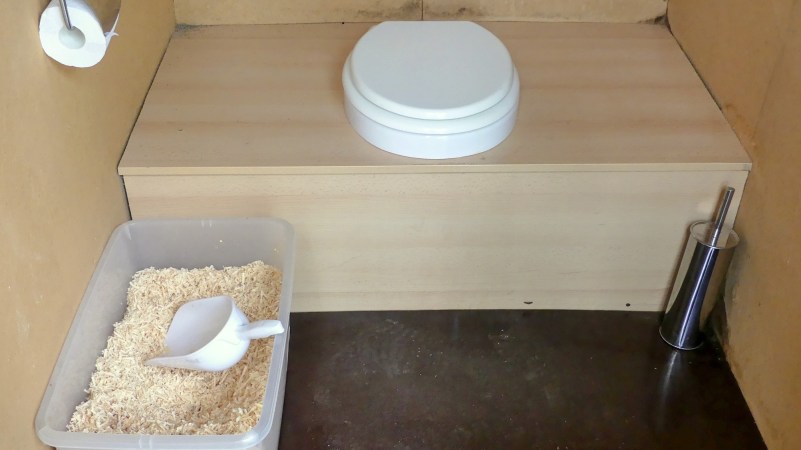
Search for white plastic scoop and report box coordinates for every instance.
[146,295,284,371]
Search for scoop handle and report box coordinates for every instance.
[238,320,285,340]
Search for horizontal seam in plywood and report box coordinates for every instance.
[118,163,752,176]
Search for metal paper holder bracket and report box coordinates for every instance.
[57,0,75,29]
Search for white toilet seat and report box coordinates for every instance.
[343,21,520,159]
[344,98,519,160]
[348,21,515,121]
[343,56,520,135]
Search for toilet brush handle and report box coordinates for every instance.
[710,187,735,246]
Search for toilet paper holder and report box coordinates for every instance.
[40,0,121,68]
[57,0,74,30]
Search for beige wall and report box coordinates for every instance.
[175,0,667,25]
[0,0,174,448]
[670,1,801,449]
[3,0,793,447]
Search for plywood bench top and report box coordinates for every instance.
[119,22,750,176]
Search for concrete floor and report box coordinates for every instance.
[279,310,764,449]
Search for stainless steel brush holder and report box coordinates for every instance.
[659,220,739,350]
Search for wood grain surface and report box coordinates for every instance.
[120,22,750,312]
[173,0,666,25]
[119,22,749,175]
[125,171,746,312]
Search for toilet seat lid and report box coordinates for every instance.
[349,21,515,121]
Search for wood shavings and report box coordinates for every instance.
[68,261,281,435]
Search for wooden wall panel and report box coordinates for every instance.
[174,0,666,25]
[668,0,796,144]
[723,5,801,449]
[0,1,174,448]
[425,0,667,23]
[670,1,801,449]
[175,0,423,25]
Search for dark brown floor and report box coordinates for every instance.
[279,310,765,450]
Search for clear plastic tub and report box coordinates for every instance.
[35,218,295,450]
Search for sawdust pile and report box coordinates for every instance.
[68,261,282,435]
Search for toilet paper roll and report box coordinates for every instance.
[39,0,119,68]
